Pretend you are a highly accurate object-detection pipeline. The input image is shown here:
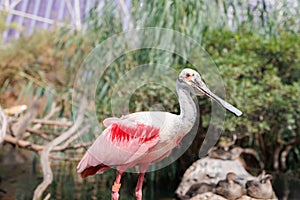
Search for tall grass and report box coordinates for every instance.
[62,0,299,121]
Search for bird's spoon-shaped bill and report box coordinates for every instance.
[193,80,242,117]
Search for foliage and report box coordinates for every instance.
[205,30,300,170]
[0,29,93,109]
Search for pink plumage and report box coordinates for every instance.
[77,119,160,178]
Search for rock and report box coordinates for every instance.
[176,157,278,200]
[190,192,226,200]
[190,192,277,200]
[176,157,254,198]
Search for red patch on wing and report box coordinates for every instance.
[107,123,159,143]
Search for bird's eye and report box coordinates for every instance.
[186,73,191,78]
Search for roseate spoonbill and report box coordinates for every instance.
[77,68,242,200]
[215,172,245,200]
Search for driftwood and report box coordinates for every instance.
[15,100,40,141]
[32,119,73,127]
[3,134,44,151]
[0,97,90,200]
[33,97,87,200]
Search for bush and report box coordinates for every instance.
[205,30,300,171]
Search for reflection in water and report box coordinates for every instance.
[0,148,299,200]
[0,159,176,200]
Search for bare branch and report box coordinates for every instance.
[3,134,91,152]
[52,141,92,152]
[273,128,285,171]
[53,125,90,151]
[44,193,51,200]
[49,155,82,161]
[243,147,264,169]
[30,103,61,131]
[280,145,293,171]
[25,128,52,140]
[33,97,87,200]
[32,119,73,127]
[280,131,300,171]
[15,100,40,141]
[3,135,43,151]
[44,103,60,120]
[273,146,281,171]
[0,106,8,144]
[28,128,61,136]
[227,134,237,147]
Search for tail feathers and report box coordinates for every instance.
[77,152,110,178]
[80,164,110,178]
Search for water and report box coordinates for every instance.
[1,148,300,200]
[0,152,176,200]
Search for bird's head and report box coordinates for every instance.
[178,68,207,95]
[226,172,243,181]
[178,68,242,117]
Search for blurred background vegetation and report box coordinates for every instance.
[0,0,299,199]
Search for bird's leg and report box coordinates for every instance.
[135,164,149,200]
[112,171,123,200]
[135,172,145,200]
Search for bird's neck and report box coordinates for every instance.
[176,80,197,131]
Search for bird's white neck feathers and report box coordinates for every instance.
[176,79,197,133]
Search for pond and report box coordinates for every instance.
[0,162,176,200]
[0,147,177,200]
[0,148,300,200]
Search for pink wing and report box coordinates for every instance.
[77,116,160,178]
